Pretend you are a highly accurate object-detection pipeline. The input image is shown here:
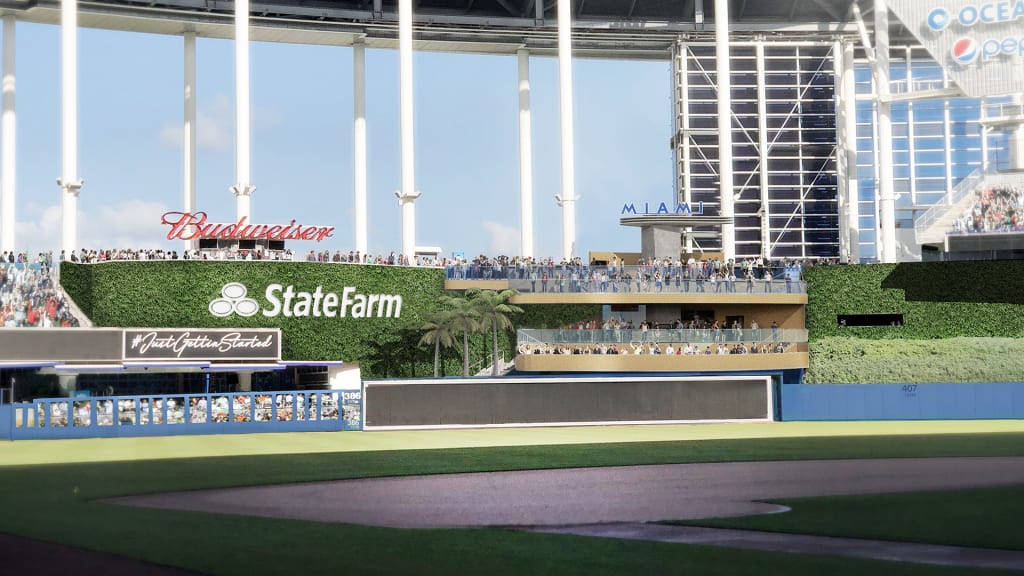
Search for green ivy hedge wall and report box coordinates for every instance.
[804,262,1024,341]
[803,261,1024,383]
[59,262,601,379]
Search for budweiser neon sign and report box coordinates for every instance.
[161,211,335,243]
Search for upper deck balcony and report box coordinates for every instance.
[444,265,807,305]
[515,328,808,372]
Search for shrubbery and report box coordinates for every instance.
[805,337,1024,384]
[804,262,1024,340]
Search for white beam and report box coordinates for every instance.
[396,0,419,260]
[232,0,254,221]
[836,40,858,264]
[675,42,694,254]
[517,48,534,258]
[1,16,15,255]
[58,0,83,256]
[556,0,576,261]
[183,32,196,252]
[1010,93,1024,171]
[353,37,368,254]
[755,40,770,260]
[874,0,896,263]
[715,0,734,262]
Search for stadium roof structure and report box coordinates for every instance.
[0,0,918,57]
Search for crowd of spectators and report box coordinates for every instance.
[447,254,822,294]
[519,317,793,355]
[0,260,79,327]
[952,184,1024,234]
[59,246,449,267]
[519,341,792,356]
[55,245,839,292]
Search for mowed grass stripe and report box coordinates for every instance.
[5,420,1024,467]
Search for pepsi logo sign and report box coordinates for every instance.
[951,37,980,64]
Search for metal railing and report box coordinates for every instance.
[982,101,1024,120]
[517,328,807,347]
[914,166,989,239]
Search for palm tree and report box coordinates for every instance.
[419,310,457,377]
[441,294,480,377]
[466,288,523,375]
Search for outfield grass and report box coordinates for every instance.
[3,422,1024,575]
[674,484,1024,551]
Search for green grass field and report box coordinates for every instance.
[3,421,1024,575]
[674,484,1024,551]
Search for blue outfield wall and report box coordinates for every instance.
[781,382,1024,421]
[0,404,10,440]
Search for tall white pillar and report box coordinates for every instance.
[517,48,534,259]
[353,38,368,254]
[1,16,15,255]
[755,40,771,260]
[183,32,197,252]
[836,41,859,264]
[874,0,897,263]
[1009,93,1024,171]
[231,0,254,221]
[905,47,917,206]
[842,43,860,263]
[674,42,695,254]
[58,0,83,256]
[942,72,955,201]
[556,0,577,261]
[980,96,990,173]
[715,0,735,262]
[395,0,419,260]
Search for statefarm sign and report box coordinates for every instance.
[161,211,335,243]
[209,282,403,319]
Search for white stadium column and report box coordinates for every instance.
[58,0,83,256]
[1,16,15,255]
[517,47,534,259]
[231,0,255,221]
[353,37,368,255]
[1010,93,1024,172]
[842,41,860,263]
[715,0,735,262]
[556,0,577,261]
[183,32,197,252]
[874,0,896,263]
[755,40,771,260]
[395,0,419,260]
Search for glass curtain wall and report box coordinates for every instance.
[675,41,839,260]
[853,46,1010,261]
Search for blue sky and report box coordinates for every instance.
[10,21,671,259]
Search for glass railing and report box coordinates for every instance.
[517,327,807,347]
[447,265,806,294]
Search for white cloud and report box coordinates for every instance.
[15,204,62,255]
[16,200,175,254]
[481,220,520,256]
[158,92,232,151]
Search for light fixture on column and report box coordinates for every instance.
[395,189,421,203]
[56,177,84,193]
[554,193,578,207]
[230,184,256,196]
